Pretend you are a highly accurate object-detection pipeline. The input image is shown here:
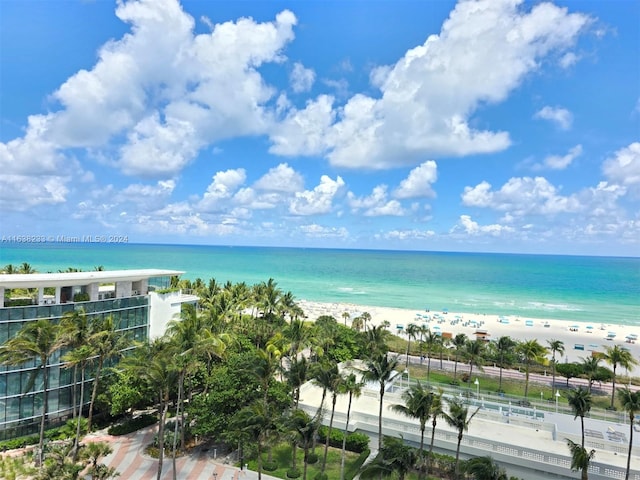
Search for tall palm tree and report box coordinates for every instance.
[342,311,350,326]
[547,339,565,393]
[618,387,640,480]
[405,323,420,370]
[443,398,480,480]
[451,333,467,381]
[288,409,318,480]
[427,389,444,476]
[236,400,279,480]
[0,319,65,466]
[581,356,601,394]
[417,325,428,365]
[122,338,178,480]
[605,345,638,409]
[340,373,364,480]
[464,339,485,378]
[567,387,592,448]
[287,356,309,408]
[495,336,515,392]
[363,354,400,450]
[566,439,595,480]
[86,315,128,432]
[360,312,372,332]
[464,456,508,480]
[60,308,92,419]
[390,381,433,456]
[364,325,390,358]
[321,370,346,474]
[424,331,440,381]
[359,436,417,480]
[516,339,547,399]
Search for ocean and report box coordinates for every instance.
[1,243,638,325]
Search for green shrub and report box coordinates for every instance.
[306,452,319,465]
[314,473,328,480]
[0,435,38,451]
[262,460,278,471]
[107,414,156,435]
[345,432,369,453]
[286,467,301,478]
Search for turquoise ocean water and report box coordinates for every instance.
[1,243,638,325]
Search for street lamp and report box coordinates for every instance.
[555,390,560,413]
[474,378,479,397]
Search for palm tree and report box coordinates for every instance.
[60,308,92,419]
[427,389,444,476]
[390,381,433,456]
[465,339,485,378]
[359,436,417,480]
[288,409,318,480]
[287,356,309,408]
[495,336,515,392]
[464,456,508,480]
[451,333,467,381]
[351,316,364,332]
[342,311,350,326]
[360,311,372,332]
[581,356,601,394]
[516,339,547,399]
[567,387,592,448]
[566,439,595,480]
[605,345,638,409]
[321,370,346,474]
[618,387,640,480]
[236,400,279,480]
[0,319,65,466]
[424,331,439,381]
[364,325,390,358]
[547,339,565,392]
[340,373,364,480]
[62,344,95,461]
[405,323,420,370]
[251,346,282,403]
[80,441,118,480]
[363,353,400,450]
[87,315,128,432]
[122,338,178,480]
[443,398,480,480]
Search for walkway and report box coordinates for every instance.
[85,427,272,480]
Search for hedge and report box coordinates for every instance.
[317,426,369,453]
[107,414,156,436]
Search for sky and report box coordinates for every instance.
[0,0,639,257]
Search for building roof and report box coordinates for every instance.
[0,269,184,289]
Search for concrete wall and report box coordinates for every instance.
[148,291,183,339]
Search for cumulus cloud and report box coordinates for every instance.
[394,161,438,198]
[533,144,582,170]
[348,185,405,216]
[534,106,574,130]
[254,163,304,193]
[289,175,345,215]
[602,142,640,187]
[290,62,315,93]
[383,229,435,240]
[198,169,247,212]
[462,176,581,216]
[1,0,299,179]
[270,0,591,169]
[453,215,514,236]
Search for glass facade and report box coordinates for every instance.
[0,296,149,441]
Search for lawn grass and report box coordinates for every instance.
[247,443,368,480]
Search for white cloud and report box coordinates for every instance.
[270,0,591,169]
[602,142,640,187]
[1,1,299,179]
[534,106,574,130]
[394,161,438,198]
[348,185,405,217]
[559,52,579,69]
[290,62,315,93]
[254,163,304,193]
[453,215,514,236]
[462,176,582,216]
[0,175,69,211]
[198,169,247,212]
[289,175,345,215]
[533,144,583,170]
[299,224,349,238]
[383,229,435,240]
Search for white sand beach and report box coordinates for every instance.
[298,300,640,376]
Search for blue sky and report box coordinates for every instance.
[1,0,638,256]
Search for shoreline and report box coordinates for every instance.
[298,299,640,376]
